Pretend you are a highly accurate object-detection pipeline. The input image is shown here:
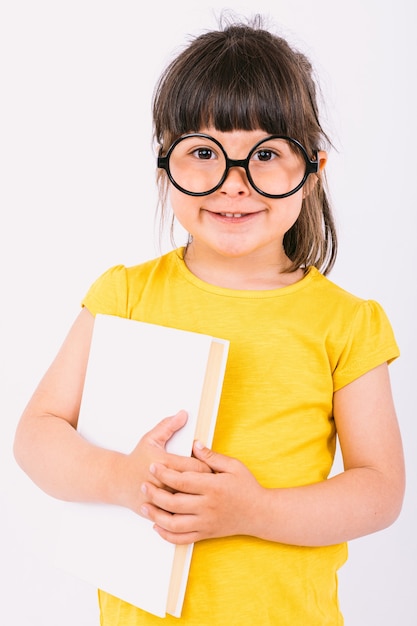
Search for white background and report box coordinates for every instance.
[1,1,416,624]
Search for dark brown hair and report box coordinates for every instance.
[152,15,337,274]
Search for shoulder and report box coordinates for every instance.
[305,268,400,388]
[306,268,395,325]
[307,267,363,307]
[82,250,182,317]
[308,269,395,331]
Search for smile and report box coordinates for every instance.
[204,209,264,222]
[219,213,247,218]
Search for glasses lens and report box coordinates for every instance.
[248,138,307,196]
[168,136,226,194]
[164,135,310,196]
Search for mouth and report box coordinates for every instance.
[219,212,248,218]
[203,208,264,222]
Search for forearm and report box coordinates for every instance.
[233,364,405,546]
[144,440,404,546]
[14,414,125,505]
[14,409,209,515]
[252,467,404,546]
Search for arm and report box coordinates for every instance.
[141,362,405,546]
[13,307,210,515]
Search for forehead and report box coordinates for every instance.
[197,128,272,154]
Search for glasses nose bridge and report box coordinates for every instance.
[224,156,250,181]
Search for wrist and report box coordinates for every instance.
[246,485,281,541]
[93,448,131,507]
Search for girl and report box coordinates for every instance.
[13,16,405,626]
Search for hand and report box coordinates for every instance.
[140,441,264,544]
[115,411,212,516]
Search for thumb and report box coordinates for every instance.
[192,440,232,473]
[147,410,188,449]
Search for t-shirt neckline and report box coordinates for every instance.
[173,248,319,299]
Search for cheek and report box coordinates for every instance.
[169,188,198,227]
[275,192,303,226]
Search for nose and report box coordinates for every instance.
[220,162,251,196]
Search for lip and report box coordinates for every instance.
[205,209,264,223]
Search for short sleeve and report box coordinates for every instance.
[333,299,400,391]
[81,265,129,317]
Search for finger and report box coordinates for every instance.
[150,463,208,495]
[146,410,188,449]
[168,454,212,475]
[153,523,199,545]
[192,441,235,473]
[141,481,200,515]
[141,503,199,543]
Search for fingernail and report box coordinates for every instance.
[194,440,204,450]
[140,505,149,518]
[141,483,147,495]
[149,463,156,474]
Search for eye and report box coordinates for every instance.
[252,148,278,162]
[192,147,216,160]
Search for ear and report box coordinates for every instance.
[303,150,327,198]
[317,150,327,172]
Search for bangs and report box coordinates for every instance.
[153,26,319,149]
[179,75,293,136]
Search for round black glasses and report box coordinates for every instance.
[157,133,320,198]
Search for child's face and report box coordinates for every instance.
[169,128,324,266]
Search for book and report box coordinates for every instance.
[54,313,229,618]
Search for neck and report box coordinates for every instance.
[183,243,304,290]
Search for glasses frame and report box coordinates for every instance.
[157,133,320,198]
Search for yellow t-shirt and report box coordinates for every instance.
[82,249,399,626]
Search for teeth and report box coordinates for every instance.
[221,213,245,217]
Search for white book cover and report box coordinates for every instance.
[54,314,229,618]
